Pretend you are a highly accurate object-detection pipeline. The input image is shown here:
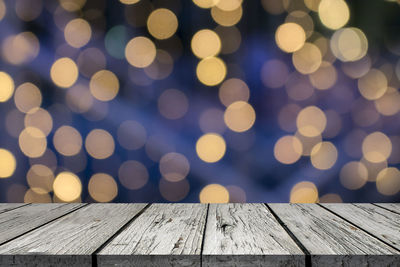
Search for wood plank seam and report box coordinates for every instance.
[0,203,88,248]
[264,204,311,267]
[0,203,30,215]
[318,203,400,254]
[372,203,400,215]
[92,203,151,267]
[199,204,209,267]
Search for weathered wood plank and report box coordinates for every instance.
[269,204,400,266]
[374,203,400,214]
[97,203,207,267]
[0,203,147,267]
[322,203,400,250]
[202,203,305,267]
[0,203,83,245]
[0,204,27,214]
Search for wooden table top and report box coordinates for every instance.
[0,203,399,266]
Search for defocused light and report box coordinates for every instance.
[89,70,119,102]
[331,27,368,62]
[0,0,5,21]
[196,133,226,163]
[260,59,289,88]
[2,32,40,65]
[120,0,140,4]
[196,56,226,86]
[85,129,115,159]
[158,89,188,119]
[199,108,226,134]
[159,152,190,182]
[19,127,47,158]
[117,120,147,150]
[274,135,303,164]
[66,84,93,114]
[261,0,285,14]
[219,78,249,106]
[375,87,400,116]
[214,26,241,54]
[275,23,306,53]
[358,68,387,100]
[319,193,342,203]
[216,0,242,11]
[160,178,190,202]
[53,172,82,202]
[376,167,400,196]
[88,173,118,202]
[278,104,301,132]
[26,164,54,194]
[15,0,43,22]
[295,131,322,156]
[309,61,337,90]
[59,0,86,11]
[53,126,82,156]
[310,141,338,170]
[226,185,246,202]
[296,106,327,137]
[147,8,178,40]
[318,0,349,30]
[50,57,79,88]
[292,42,322,74]
[285,72,314,101]
[304,0,321,12]
[105,25,128,59]
[322,110,342,139]
[191,29,221,58]
[362,132,392,163]
[64,18,92,48]
[24,108,53,136]
[0,72,14,102]
[211,5,242,26]
[0,149,16,178]
[125,36,156,68]
[340,161,368,190]
[199,183,229,203]
[144,49,174,80]
[224,101,256,132]
[14,82,42,113]
[119,160,148,190]
[193,0,219,8]
[285,11,314,38]
[341,56,371,79]
[290,181,318,203]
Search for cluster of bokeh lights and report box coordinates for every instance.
[0,0,400,203]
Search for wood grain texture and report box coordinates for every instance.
[0,204,27,214]
[97,203,207,267]
[269,204,400,266]
[202,203,305,267]
[322,203,400,250]
[0,203,83,245]
[374,203,400,214]
[0,203,147,267]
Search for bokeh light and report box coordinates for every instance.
[196,133,226,163]
[53,172,82,202]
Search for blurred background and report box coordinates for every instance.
[0,0,400,203]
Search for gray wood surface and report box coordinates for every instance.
[97,203,207,267]
[0,204,27,214]
[374,203,400,214]
[269,203,400,266]
[0,203,147,267]
[0,203,83,245]
[202,203,304,267]
[322,203,400,250]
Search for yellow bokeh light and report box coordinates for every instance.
[362,132,392,163]
[196,56,227,86]
[0,149,16,178]
[89,70,119,102]
[318,0,349,30]
[275,23,306,53]
[219,78,250,107]
[358,68,388,100]
[374,87,400,116]
[310,141,338,170]
[59,0,86,11]
[125,36,156,68]
[24,108,53,136]
[193,0,219,8]
[64,18,91,48]
[88,173,118,202]
[53,126,82,156]
[330,27,368,62]
[27,164,54,194]
[24,189,51,203]
[196,133,226,163]
[53,172,82,202]
[224,101,256,132]
[120,0,140,4]
[274,135,303,164]
[376,167,400,196]
[2,32,40,65]
[309,61,337,90]
[199,183,229,203]
[216,0,242,11]
[191,29,221,58]
[0,0,5,21]
[50,57,79,88]
[295,131,322,156]
[19,127,47,158]
[0,72,14,102]
[339,161,368,190]
[14,82,42,113]
[290,181,319,203]
[292,42,322,74]
[211,5,242,27]
[85,129,115,159]
[296,106,327,137]
[147,8,178,40]
[159,152,190,182]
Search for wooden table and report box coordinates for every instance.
[0,203,399,266]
